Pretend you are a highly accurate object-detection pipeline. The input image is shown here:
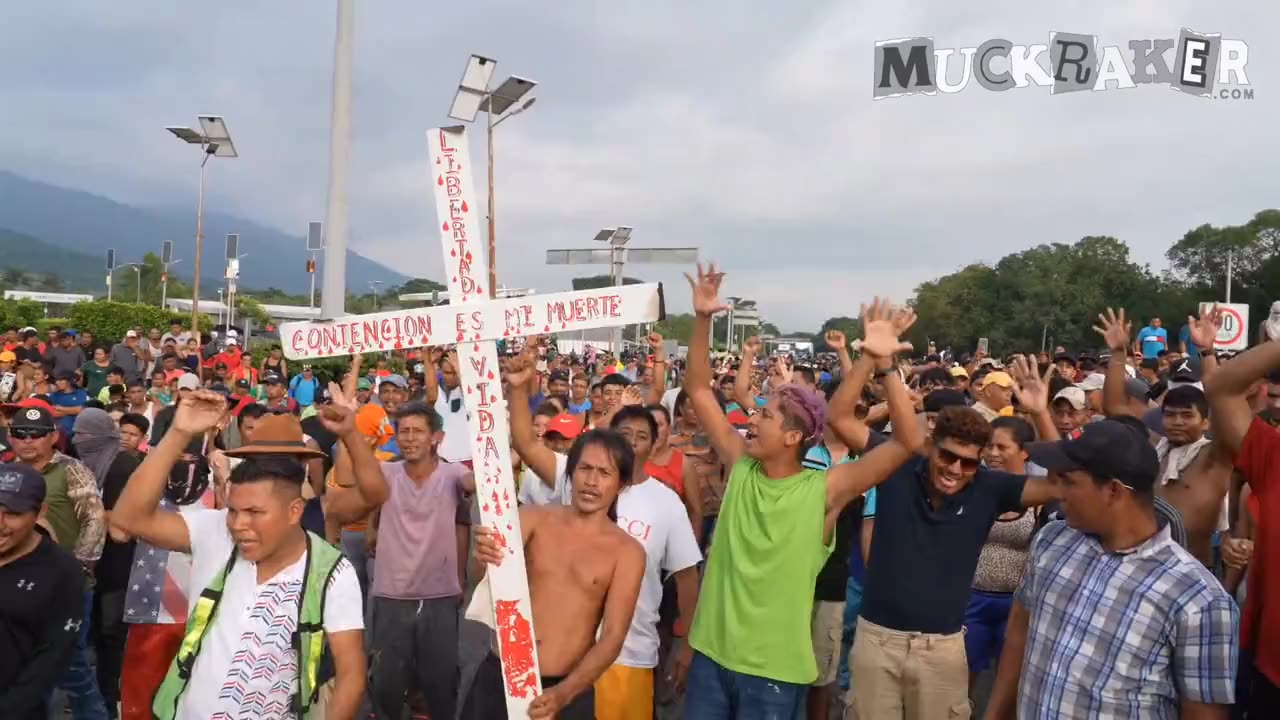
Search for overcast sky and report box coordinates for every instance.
[1,2,1272,331]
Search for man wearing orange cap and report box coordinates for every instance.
[324,404,395,594]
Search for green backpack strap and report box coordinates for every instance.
[151,547,238,720]
[291,531,345,719]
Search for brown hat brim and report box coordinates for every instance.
[224,442,328,460]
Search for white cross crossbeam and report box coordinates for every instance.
[278,126,661,717]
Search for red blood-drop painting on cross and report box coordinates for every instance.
[496,599,540,700]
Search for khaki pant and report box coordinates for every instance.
[812,600,846,686]
[844,617,970,720]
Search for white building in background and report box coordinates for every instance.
[3,290,95,316]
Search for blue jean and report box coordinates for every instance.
[962,589,1013,673]
[60,589,109,719]
[683,651,805,720]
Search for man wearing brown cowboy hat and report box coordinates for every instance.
[112,387,383,720]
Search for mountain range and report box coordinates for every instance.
[0,170,408,295]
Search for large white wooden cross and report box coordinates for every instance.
[278,126,663,717]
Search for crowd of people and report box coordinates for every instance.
[0,269,1277,720]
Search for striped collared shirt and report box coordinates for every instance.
[1016,520,1237,719]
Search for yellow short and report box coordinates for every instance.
[594,663,654,720]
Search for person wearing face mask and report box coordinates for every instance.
[74,409,141,718]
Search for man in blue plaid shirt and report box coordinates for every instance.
[984,418,1238,719]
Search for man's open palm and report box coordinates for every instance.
[684,262,730,317]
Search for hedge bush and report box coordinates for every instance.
[37,317,71,334]
[0,299,46,331]
[66,301,212,344]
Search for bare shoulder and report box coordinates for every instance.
[607,525,645,566]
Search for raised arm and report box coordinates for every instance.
[319,382,390,524]
[1184,306,1223,386]
[682,263,746,464]
[423,349,441,406]
[826,330,855,375]
[1009,354,1059,442]
[1205,331,1280,455]
[734,336,762,412]
[826,299,920,517]
[112,390,229,552]
[646,332,667,406]
[1095,308,1136,418]
[827,352,875,453]
[504,349,561,488]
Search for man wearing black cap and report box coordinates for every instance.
[0,463,90,719]
[9,400,108,718]
[49,370,90,439]
[263,373,299,414]
[986,418,1238,719]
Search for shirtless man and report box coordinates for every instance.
[468,429,646,720]
[1097,307,1232,565]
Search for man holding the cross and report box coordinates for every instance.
[467,347,646,719]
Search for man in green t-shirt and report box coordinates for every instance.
[675,264,924,716]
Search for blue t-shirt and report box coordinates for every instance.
[289,375,320,406]
[1137,325,1168,359]
[49,389,89,436]
[1178,325,1200,359]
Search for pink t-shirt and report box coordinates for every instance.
[371,460,467,600]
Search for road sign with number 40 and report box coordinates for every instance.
[1199,302,1249,350]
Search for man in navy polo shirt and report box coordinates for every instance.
[837,403,1059,720]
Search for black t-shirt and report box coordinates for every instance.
[860,455,1026,634]
[0,532,86,719]
[815,499,862,601]
[96,452,142,593]
[12,346,42,367]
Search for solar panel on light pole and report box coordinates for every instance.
[447,54,539,299]
[166,114,238,368]
[547,227,697,353]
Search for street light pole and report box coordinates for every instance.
[487,99,496,299]
[320,0,354,320]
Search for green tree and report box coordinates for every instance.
[3,268,27,287]
[35,274,64,292]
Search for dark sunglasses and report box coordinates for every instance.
[10,428,52,440]
[936,447,980,472]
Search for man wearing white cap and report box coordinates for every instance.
[108,330,146,385]
[204,334,245,378]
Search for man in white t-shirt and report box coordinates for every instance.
[111,387,381,720]
[596,405,703,719]
[423,350,470,463]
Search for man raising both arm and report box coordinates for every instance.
[678,264,926,717]
[111,387,376,720]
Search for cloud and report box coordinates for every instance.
[0,1,1274,331]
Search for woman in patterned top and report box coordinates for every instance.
[966,415,1039,692]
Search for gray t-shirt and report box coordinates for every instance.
[46,345,86,377]
[371,461,468,601]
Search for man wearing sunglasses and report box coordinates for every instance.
[985,418,1238,719]
[263,373,299,415]
[833,381,1061,718]
[9,399,109,719]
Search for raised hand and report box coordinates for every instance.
[1186,305,1223,351]
[319,382,359,435]
[824,330,848,353]
[684,262,730,317]
[1093,307,1132,353]
[647,331,664,351]
[620,385,644,407]
[171,390,230,436]
[1009,354,1052,415]
[742,335,763,357]
[858,297,916,359]
[503,351,536,390]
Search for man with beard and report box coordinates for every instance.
[0,463,87,719]
[1097,307,1232,566]
[465,429,646,720]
